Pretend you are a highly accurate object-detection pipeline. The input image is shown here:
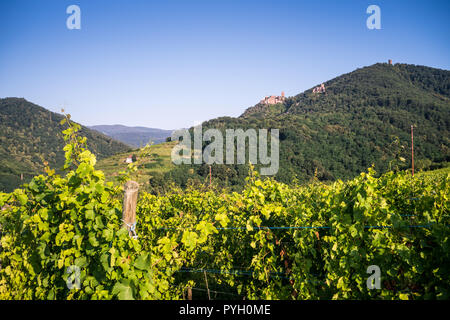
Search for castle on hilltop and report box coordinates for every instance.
[260,91,286,105]
[313,83,326,94]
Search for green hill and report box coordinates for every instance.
[96,140,178,186]
[7,63,448,193]
[138,62,449,191]
[0,98,132,192]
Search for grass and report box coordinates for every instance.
[96,141,178,186]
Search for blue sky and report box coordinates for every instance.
[0,0,449,129]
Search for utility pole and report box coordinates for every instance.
[411,125,414,177]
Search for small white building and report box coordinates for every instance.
[125,155,133,164]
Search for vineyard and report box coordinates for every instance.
[0,122,449,300]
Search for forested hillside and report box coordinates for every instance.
[151,63,449,192]
[0,98,131,192]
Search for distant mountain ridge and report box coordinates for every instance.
[0,98,131,192]
[89,125,173,148]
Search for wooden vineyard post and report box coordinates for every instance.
[123,180,139,238]
[204,270,211,300]
[187,287,192,300]
[411,125,415,177]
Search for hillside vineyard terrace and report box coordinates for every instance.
[171,125,279,175]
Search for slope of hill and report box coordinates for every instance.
[138,62,449,191]
[0,98,132,192]
[89,125,173,148]
[96,140,178,186]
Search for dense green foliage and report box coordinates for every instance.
[1,126,449,300]
[152,63,449,191]
[0,121,200,299]
[0,98,131,192]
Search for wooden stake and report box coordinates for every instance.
[122,181,139,237]
[209,165,212,186]
[411,125,414,177]
[204,270,211,300]
[187,287,192,300]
